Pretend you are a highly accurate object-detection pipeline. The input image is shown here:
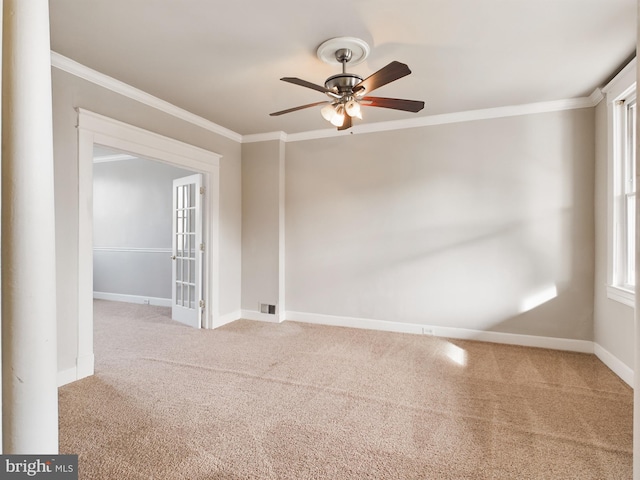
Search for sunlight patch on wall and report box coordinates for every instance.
[518,284,558,314]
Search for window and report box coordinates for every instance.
[614,97,636,288]
[605,60,637,307]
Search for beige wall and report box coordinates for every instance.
[284,109,595,339]
[52,61,607,375]
[52,69,242,373]
[593,100,635,369]
[241,140,284,312]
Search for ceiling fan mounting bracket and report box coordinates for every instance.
[316,37,370,67]
[335,48,352,65]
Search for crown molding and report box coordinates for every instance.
[51,51,243,143]
[242,131,288,144]
[602,57,637,95]
[589,88,604,106]
[284,95,600,143]
[52,50,606,145]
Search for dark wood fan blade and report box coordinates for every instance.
[270,101,330,116]
[281,77,334,94]
[353,61,412,95]
[338,115,352,131]
[361,96,425,113]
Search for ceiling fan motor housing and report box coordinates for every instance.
[325,73,364,95]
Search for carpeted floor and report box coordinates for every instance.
[59,300,633,479]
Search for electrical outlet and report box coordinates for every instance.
[422,327,434,336]
[143,299,150,305]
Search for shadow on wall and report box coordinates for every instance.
[284,108,594,342]
[324,207,582,338]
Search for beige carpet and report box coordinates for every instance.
[59,300,633,479]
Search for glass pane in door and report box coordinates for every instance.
[174,183,198,308]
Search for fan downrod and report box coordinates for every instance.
[323,48,363,93]
[335,48,352,70]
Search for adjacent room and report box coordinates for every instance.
[92,146,198,310]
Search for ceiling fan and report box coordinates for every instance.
[270,37,425,131]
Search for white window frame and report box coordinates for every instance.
[605,59,637,307]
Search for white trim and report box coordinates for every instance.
[78,109,221,167]
[53,51,605,145]
[214,310,242,329]
[594,343,634,387]
[76,354,95,381]
[77,127,95,384]
[241,309,283,323]
[93,246,172,254]
[285,311,594,353]
[51,51,242,143]
[278,141,286,317]
[93,291,172,307]
[607,285,635,308]
[603,58,637,302]
[602,58,637,97]
[284,96,600,143]
[243,131,288,144]
[57,367,78,387]
[93,153,137,163]
[589,88,604,106]
[76,109,223,383]
[58,353,95,387]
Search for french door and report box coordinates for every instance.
[171,174,204,328]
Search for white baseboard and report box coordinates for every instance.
[241,309,284,323]
[285,311,595,354]
[58,354,95,387]
[213,310,242,329]
[64,303,634,388]
[594,343,634,387]
[94,291,171,307]
[288,311,424,334]
[77,354,95,380]
[455,329,593,353]
[57,367,78,387]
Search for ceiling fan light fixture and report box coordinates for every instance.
[354,87,366,97]
[321,103,337,122]
[330,105,345,127]
[345,99,361,118]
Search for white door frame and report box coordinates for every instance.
[76,108,221,380]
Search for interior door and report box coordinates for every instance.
[171,174,204,328]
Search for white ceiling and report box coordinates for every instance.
[49,0,636,136]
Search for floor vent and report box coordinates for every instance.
[260,303,276,315]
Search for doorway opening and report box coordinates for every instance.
[92,146,205,328]
[76,109,221,382]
